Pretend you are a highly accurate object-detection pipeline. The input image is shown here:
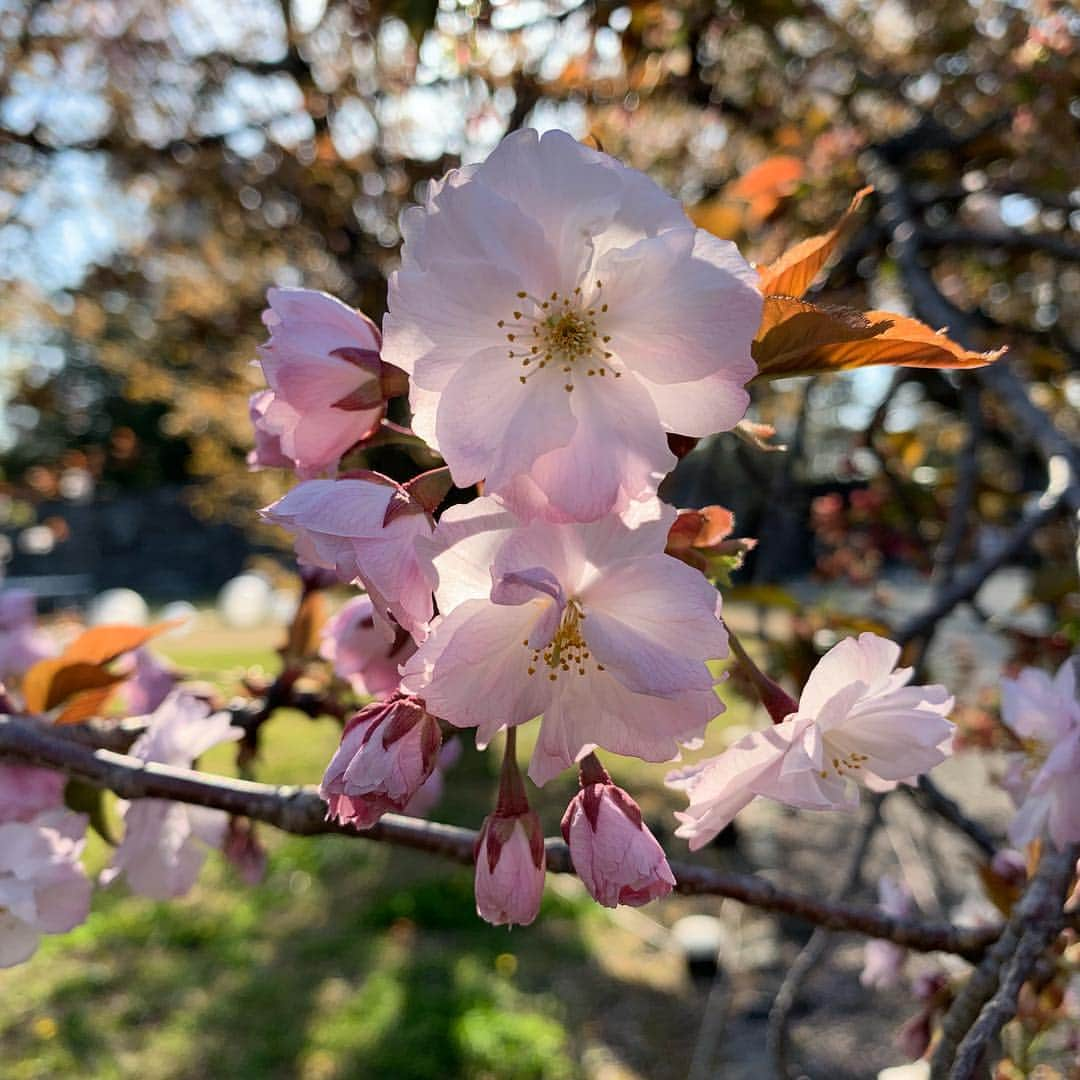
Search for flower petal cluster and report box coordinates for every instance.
[320,694,442,828]
[104,692,241,899]
[0,764,66,824]
[262,472,434,640]
[670,633,954,849]
[999,657,1080,850]
[253,288,396,474]
[382,128,762,523]
[401,497,727,784]
[0,589,55,683]
[474,809,546,927]
[113,648,179,717]
[561,777,674,907]
[319,594,415,699]
[0,810,91,968]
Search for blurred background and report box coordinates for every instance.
[0,1,1078,1078]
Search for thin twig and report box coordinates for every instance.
[0,715,997,959]
[766,798,883,1079]
[929,845,1078,1080]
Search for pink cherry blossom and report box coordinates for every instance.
[320,594,415,698]
[999,658,1080,850]
[474,809,546,927]
[670,633,954,849]
[0,810,91,968]
[247,389,294,470]
[112,648,179,717]
[401,497,727,785]
[0,589,55,683]
[403,739,461,819]
[860,876,913,989]
[382,128,762,523]
[0,764,66,824]
[103,692,241,899]
[253,287,392,474]
[320,694,442,828]
[263,473,434,641]
[561,773,674,908]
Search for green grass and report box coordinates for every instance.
[1,620,749,1079]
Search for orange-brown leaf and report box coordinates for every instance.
[758,186,873,298]
[61,621,179,667]
[752,301,1004,379]
[23,660,124,714]
[728,156,805,223]
[55,684,122,725]
[752,297,885,375]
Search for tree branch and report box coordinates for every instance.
[0,715,996,959]
[929,844,1078,1079]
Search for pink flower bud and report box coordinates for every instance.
[474,809,546,927]
[561,778,675,908]
[320,695,441,829]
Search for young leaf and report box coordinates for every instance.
[22,660,124,714]
[752,298,885,375]
[758,186,873,298]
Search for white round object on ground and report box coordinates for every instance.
[159,601,198,636]
[217,574,273,629]
[89,588,149,626]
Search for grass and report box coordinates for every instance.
[1,616,748,1079]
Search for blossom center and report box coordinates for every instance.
[523,600,606,681]
[497,284,620,393]
[820,738,869,778]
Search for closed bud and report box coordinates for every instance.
[320,694,441,829]
[561,763,674,908]
[474,809,546,927]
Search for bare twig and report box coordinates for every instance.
[766,798,883,1078]
[929,844,1078,1080]
[0,715,997,959]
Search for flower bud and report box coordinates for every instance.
[561,765,674,908]
[320,695,441,829]
[474,809,546,927]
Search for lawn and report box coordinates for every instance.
[1,618,746,1080]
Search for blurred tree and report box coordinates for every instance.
[0,0,1076,580]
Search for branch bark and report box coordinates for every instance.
[0,714,997,959]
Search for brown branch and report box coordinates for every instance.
[929,844,1079,1079]
[948,845,1078,1079]
[0,715,996,959]
[919,226,1080,264]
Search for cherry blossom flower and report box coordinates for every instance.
[401,497,727,785]
[561,760,674,907]
[320,594,415,698]
[103,692,241,900]
[262,472,435,641]
[999,657,1080,850]
[320,695,442,828]
[0,589,55,684]
[0,764,66,824]
[670,633,954,849]
[253,287,399,474]
[861,876,913,989]
[112,648,179,717]
[403,739,461,819]
[247,390,294,470]
[382,128,762,523]
[0,811,91,968]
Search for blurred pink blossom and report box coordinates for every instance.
[860,876,913,989]
[103,692,241,899]
[999,658,1080,850]
[0,764,66,824]
[0,589,55,685]
[383,128,762,523]
[112,648,179,717]
[0,810,91,968]
[320,594,415,699]
[670,633,954,849]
